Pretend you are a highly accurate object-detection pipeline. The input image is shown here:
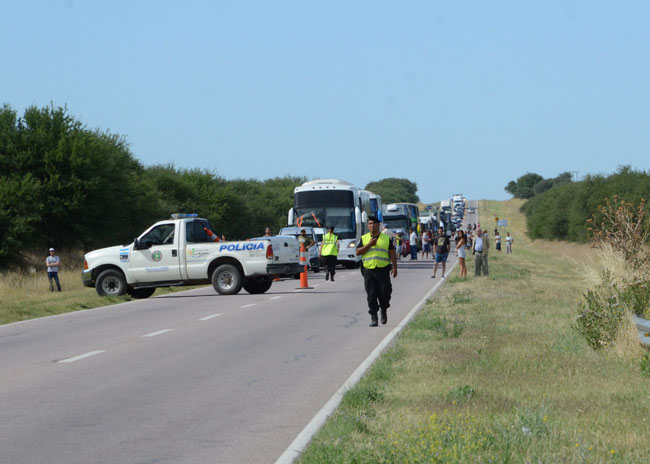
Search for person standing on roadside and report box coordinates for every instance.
[506,232,513,254]
[46,248,62,291]
[495,230,502,252]
[431,227,451,279]
[264,226,273,237]
[356,216,398,327]
[456,230,467,278]
[422,229,432,260]
[319,225,339,282]
[473,229,490,276]
[409,228,418,260]
[395,232,403,260]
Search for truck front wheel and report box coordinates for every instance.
[212,264,243,295]
[243,277,272,294]
[96,269,127,297]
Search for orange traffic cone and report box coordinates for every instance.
[297,243,312,289]
[204,227,221,242]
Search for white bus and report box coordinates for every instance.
[288,179,377,268]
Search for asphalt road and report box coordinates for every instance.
[1,228,468,464]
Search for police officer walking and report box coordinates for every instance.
[356,216,398,327]
[319,225,339,281]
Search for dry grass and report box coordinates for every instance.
[612,311,644,361]
[0,251,203,325]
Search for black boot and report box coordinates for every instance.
[325,271,329,281]
[380,309,387,325]
[369,315,378,327]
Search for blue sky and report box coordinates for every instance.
[3,1,649,202]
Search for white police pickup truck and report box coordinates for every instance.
[82,214,303,298]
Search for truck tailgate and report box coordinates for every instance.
[269,237,300,264]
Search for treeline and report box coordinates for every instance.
[0,104,305,267]
[519,166,650,242]
[365,178,419,204]
[505,171,573,199]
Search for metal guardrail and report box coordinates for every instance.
[634,316,650,347]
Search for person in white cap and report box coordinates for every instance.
[46,248,62,291]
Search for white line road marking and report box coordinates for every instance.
[312,284,320,287]
[269,296,282,300]
[198,313,222,321]
[240,304,256,309]
[58,350,106,363]
[142,329,174,338]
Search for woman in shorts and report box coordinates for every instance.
[456,230,467,278]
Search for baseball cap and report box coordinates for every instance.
[49,248,55,251]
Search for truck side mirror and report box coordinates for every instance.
[134,238,152,250]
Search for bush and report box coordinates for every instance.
[575,195,650,351]
[575,283,626,350]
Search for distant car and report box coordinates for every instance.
[278,226,321,272]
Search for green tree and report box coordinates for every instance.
[0,174,43,265]
[0,103,157,265]
[506,172,544,199]
[365,178,419,204]
[228,176,305,237]
[521,166,650,242]
[506,171,574,200]
[144,166,304,240]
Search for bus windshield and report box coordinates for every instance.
[294,190,357,239]
[293,206,356,239]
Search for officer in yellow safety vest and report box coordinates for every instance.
[356,216,398,327]
[319,225,340,282]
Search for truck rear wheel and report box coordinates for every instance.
[96,269,127,297]
[128,287,156,299]
[212,264,243,295]
[243,277,272,294]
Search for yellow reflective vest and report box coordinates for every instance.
[321,232,339,256]
[361,233,391,269]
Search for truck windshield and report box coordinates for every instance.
[141,223,175,245]
[383,217,409,229]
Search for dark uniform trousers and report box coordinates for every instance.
[362,266,392,316]
[324,255,337,277]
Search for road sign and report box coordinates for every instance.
[497,219,508,227]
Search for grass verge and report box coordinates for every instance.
[0,257,204,325]
[298,199,650,463]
